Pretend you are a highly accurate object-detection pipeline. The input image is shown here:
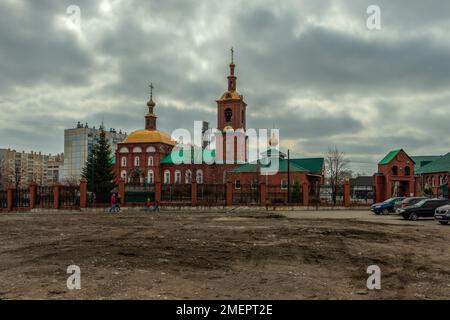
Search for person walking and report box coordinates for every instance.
[145,197,152,212]
[153,200,160,213]
[109,193,117,213]
[116,193,121,212]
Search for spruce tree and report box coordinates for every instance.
[82,127,115,190]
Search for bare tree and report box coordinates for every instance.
[325,147,350,204]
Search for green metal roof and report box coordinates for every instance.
[230,158,324,174]
[411,156,441,171]
[161,147,216,164]
[415,153,450,174]
[378,149,401,165]
[291,158,324,173]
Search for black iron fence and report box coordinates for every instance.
[125,184,155,203]
[161,184,191,204]
[232,184,260,205]
[36,186,54,208]
[13,188,30,208]
[60,186,80,209]
[88,183,115,207]
[267,184,303,205]
[350,185,374,206]
[197,184,226,205]
[0,190,6,209]
[320,185,344,206]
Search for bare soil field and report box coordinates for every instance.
[0,209,449,300]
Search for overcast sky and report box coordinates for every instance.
[1,0,450,174]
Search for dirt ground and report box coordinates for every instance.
[0,209,449,300]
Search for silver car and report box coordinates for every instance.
[435,205,450,225]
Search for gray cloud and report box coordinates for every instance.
[1,0,450,173]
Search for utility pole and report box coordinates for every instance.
[287,149,291,203]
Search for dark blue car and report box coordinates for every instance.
[371,197,405,215]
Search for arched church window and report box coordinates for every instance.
[404,166,411,176]
[133,147,142,153]
[391,166,398,176]
[121,157,127,167]
[225,108,232,122]
[148,156,154,166]
[134,156,140,167]
[147,170,154,185]
[175,170,182,184]
[164,170,171,184]
[196,169,204,184]
[185,170,192,184]
[120,170,127,181]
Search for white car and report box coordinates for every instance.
[435,205,450,225]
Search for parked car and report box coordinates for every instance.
[395,197,428,213]
[434,205,450,225]
[397,198,449,220]
[371,197,405,215]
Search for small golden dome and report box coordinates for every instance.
[147,98,155,107]
[122,129,175,145]
[218,90,242,101]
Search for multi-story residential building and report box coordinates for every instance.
[0,149,63,189]
[62,122,127,182]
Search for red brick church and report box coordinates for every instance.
[114,51,324,197]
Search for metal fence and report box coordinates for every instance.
[232,184,260,205]
[267,184,303,205]
[36,186,54,208]
[197,184,226,205]
[320,185,344,206]
[350,185,374,206]
[161,184,191,204]
[0,190,6,209]
[125,184,155,203]
[88,183,116,207]
[60,186,80,209]
[13,188,30,208]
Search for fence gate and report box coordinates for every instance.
[232,184,260,205]
[36,186,54,208]
[197,184,226,205]
[13,189,30,208]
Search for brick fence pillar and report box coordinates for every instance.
[226,181,233,207]
[7,188,14,212]
[344,181,351,207]
[53,183,60,210]
[259,181,266,207]
[155,181,161,203]
[302,182,309,206]
[79,178,87,208]
[191,181,197,207]
[29,182,37,209]
[118,179,125,205]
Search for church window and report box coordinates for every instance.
[148,156,154,166]
[120,170,127,180]
[147,170,154,184]
[225,108,232,122]
[164,170,171,184]
[134,156,140,167]
[175,170,182,184]
[185,170,192,184]
[234,180,241,189]
[196,169,204,184]
[121,157,127,167]
[281,179,288,190]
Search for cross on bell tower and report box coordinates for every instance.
[145,82,157,130]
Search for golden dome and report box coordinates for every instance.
[122,129,176,145]
[218,90,242,101]
[147,98,155,107]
